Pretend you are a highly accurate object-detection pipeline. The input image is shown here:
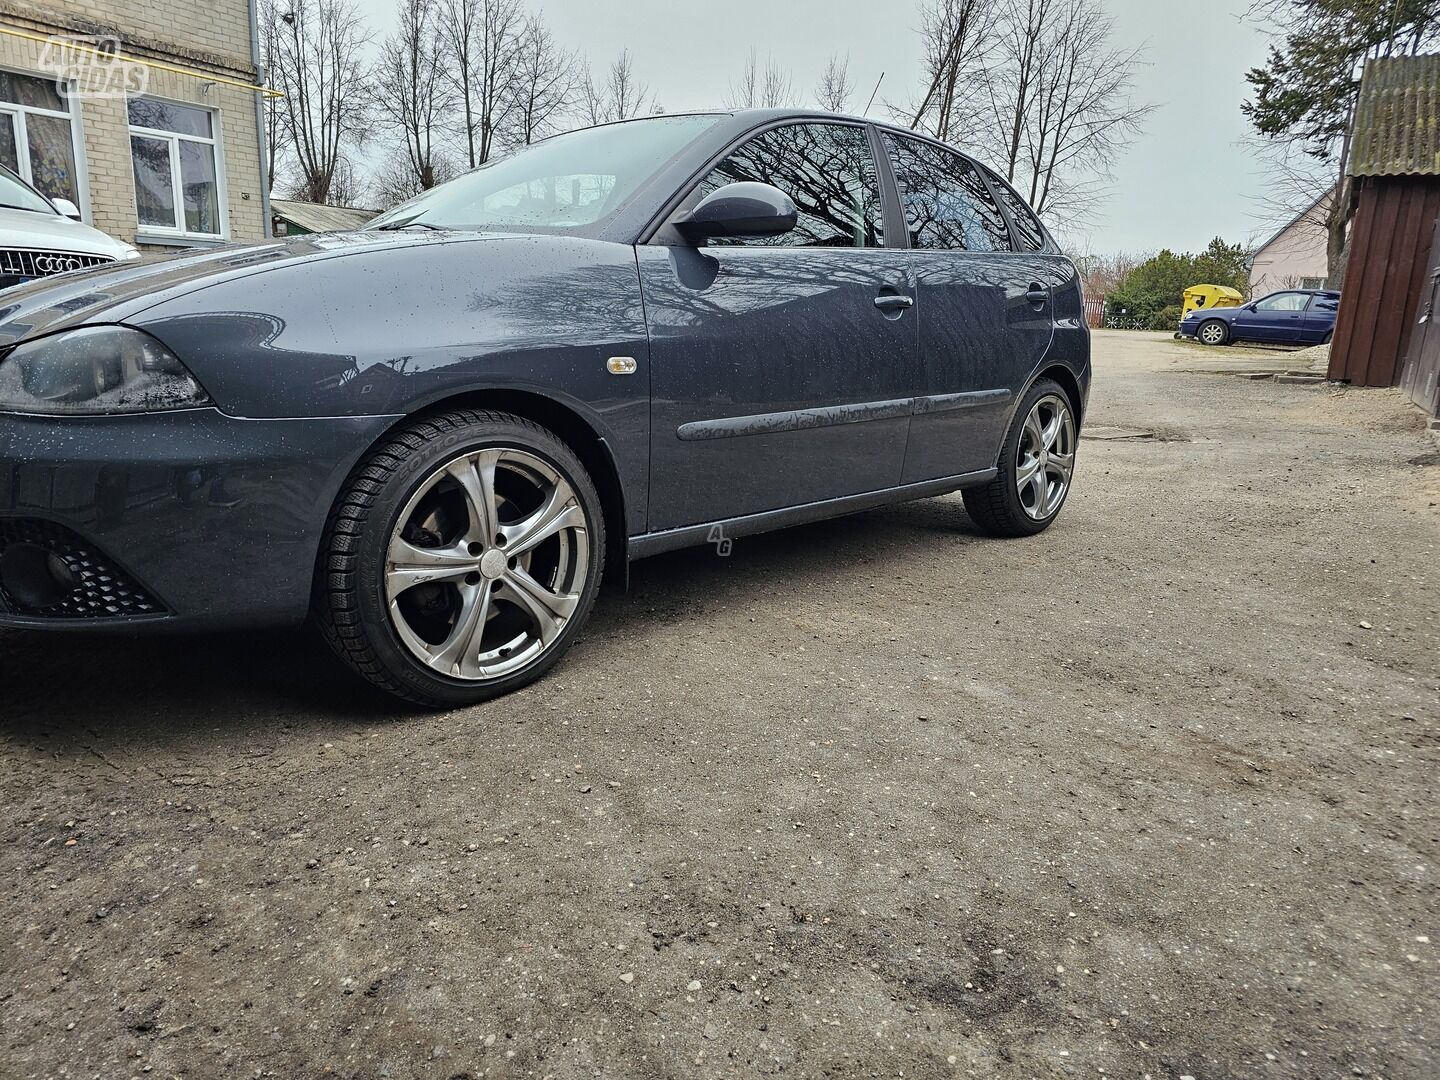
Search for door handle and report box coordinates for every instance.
[1025,284,1049,305]
[873,294,914,312]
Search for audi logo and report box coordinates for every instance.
[34,255,84,274]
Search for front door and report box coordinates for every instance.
[1234,291,1311,343]
[640,122,917,533]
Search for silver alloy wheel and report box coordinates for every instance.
[1016,394,1076,521]
[385,447,589,681]
[1199,321,1226,346]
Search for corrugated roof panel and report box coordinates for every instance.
[1350,54,1440,178]
[270,199,378,233]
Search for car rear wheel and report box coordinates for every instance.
[962,379,1077,537]
[315,410,604,708]
[1197,319,1229,346]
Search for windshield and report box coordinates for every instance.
[368,114,722,234]
[0,167,58,215]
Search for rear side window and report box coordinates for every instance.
[882,134,1010,252]
[983,169,1047,251]
[694,123,884,248]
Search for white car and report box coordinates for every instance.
[0,164,139,290]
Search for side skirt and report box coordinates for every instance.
[627,467,997,560]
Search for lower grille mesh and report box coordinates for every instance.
[0,519,165,619]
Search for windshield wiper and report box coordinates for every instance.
[375,218,450,232]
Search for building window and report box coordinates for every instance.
[127,97,223,238]
[0,69,83,208]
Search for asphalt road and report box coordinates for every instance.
[2,331,1437,1079]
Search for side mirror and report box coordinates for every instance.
[675,182,797,242]
[51,198,82,221]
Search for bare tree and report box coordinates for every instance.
[906,0,1000,143]
[815,52,854,112]
[505,15,576,146]
[268,0,373,204]
[579,49,655,125]
[727,49,795,108]
[371,146,458,208]
[439,0,523,167]
[374,0,454,191]
[983,0,1153,220]
[327,156,369,206]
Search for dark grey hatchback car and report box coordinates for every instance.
[0,110,1089,707]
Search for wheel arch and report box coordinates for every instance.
[324,388,631,595]
[1032,363,1084,426]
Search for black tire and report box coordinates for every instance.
[962,378,1078,538]
[1197,319,1230,347]
[314,410,605,708]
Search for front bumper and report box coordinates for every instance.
[0,408,396,631]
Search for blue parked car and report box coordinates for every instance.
[1180,289,1340,346]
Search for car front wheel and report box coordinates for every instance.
[1197,319,1229,346]
[962,379,1077,537]
[315,410,604,708]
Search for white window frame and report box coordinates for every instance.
[0,66,91,222]
[126,94,228,242]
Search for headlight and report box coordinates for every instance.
[0,326,211,415]
[120,247,142,261]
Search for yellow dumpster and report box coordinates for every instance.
[1182,284,1244,317]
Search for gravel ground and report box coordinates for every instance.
[2,330,1437,1080]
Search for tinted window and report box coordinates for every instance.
[983,169,1047,251]
[695,123,883,248]
[883,133,1010,252]
[1255,292,1310,312]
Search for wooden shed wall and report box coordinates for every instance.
[1328,176,1440,387]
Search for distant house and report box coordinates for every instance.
[270,198,376,236]
[1328,52,1440,415]
[1250,192,1331,296]
[1,0,270,250]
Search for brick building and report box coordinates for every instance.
[0,0,270,251]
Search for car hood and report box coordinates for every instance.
[0,229,518,348]
[0,205,136,261]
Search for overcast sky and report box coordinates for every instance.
[352,0,1283,254]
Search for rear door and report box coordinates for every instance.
[879,133,1064,482]
[1234,291,1311,343]
[640,121,917,533]
[1301,293,1340,342]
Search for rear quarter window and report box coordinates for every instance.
[982,170,1048,252]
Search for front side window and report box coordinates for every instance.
[883,133,1009,252]
[695,123,884,248]
[1254,292,1311,312]
[983,168,1047,252]
[0,69,81,207]
[127,98,221,237]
